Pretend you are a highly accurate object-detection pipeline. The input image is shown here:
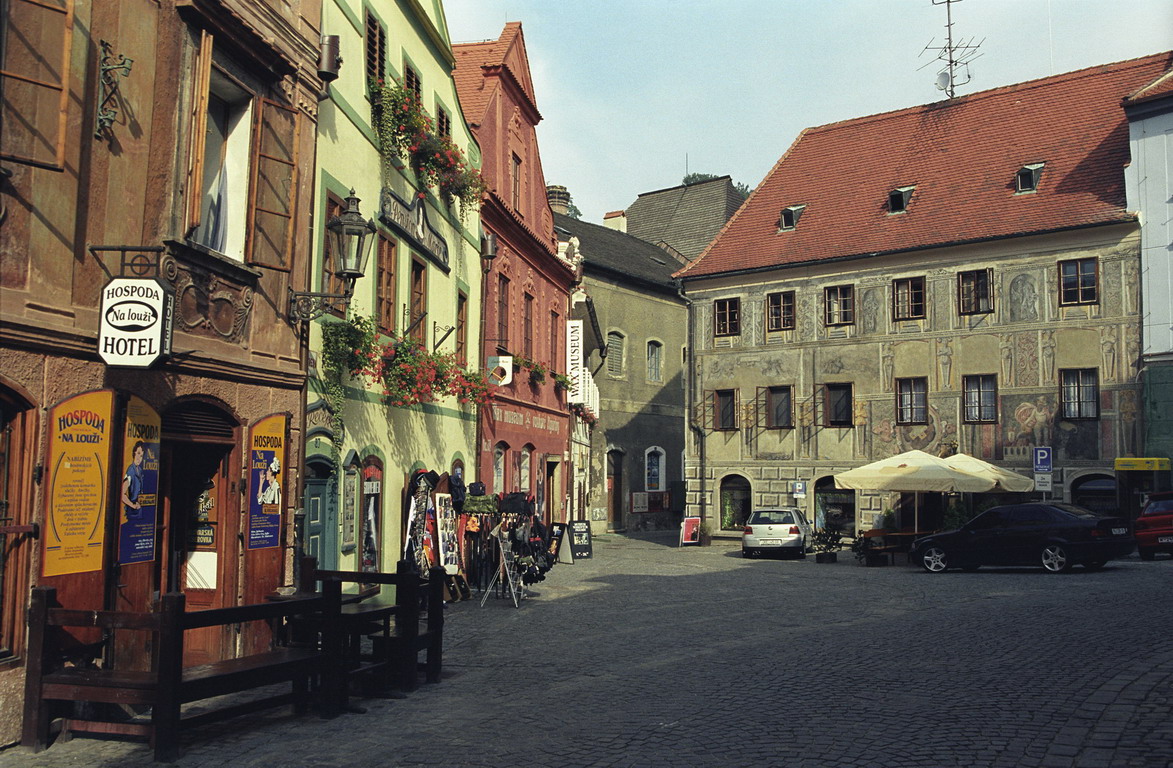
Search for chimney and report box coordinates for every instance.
[603,210,626,233]
[546,184,571,215]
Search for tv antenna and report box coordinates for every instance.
[919,0,983,98]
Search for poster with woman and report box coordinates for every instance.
[117,396,160,564]
[247,414,287,550]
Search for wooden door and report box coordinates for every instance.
[304,460,337,570]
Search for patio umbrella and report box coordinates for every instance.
[942,453,1035,493]
[834,449,995,531]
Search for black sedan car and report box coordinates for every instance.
[911,503,1134,574]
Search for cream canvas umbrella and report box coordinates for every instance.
[943,453,1035,492]
[834,449,995,531]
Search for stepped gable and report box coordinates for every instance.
[453,22,539,126]
[677,51,1173,280]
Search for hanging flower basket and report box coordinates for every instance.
[362,336,494,408]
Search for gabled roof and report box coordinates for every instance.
[678,51,1173,280]
[625,176,744,262]
[553,212,680,294]
[452,22,539,126]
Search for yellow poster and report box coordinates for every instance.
[44,390,115,577]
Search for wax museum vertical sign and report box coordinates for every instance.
[117,396,161,564]
[44,390,116,577]
[247,414,287,550]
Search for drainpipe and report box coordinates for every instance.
[676,278,706,528]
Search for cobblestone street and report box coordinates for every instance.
[3,532,1171,768]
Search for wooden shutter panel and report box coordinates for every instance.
[247,96,298,269]
[185,30,213,231]
[694,391,714,432]
[0,0,74,170]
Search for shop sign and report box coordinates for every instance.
[1114,457,1171,471]
[566,320,584,403]
[487,356,513,386]
[44,390,115,577]
[117,396,161,564]
[98,277,174,368]
[632,492,648,513]
[379,188,449,270]
[680,516,701,546]
[570,520,593,559]
[247,414,287,550]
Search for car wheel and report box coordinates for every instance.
[920,546,949,573]
[1083,560,1107,571]
[798,540,808,559]
[1041,544,1072,573]
[1139,548,1156,561]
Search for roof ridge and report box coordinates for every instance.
[806,51,1172,137]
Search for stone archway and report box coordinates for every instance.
[718,474,751,532]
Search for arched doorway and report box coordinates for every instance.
[607,449,624,529]
[160,399,240,666]
[719,474,751,532]
[815,475,855,534]
[1070,473,1117,514]
[304,458,338,570]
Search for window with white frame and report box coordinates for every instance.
[646,340,662,382]
[1060,369,1099,419]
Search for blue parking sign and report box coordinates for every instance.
[1033,447,1052,473]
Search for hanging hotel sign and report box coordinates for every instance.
[566,320,584,404]
[379,187,449,271]
[44,390,116,577]
[247,414,288,550]
[98,277,174,368]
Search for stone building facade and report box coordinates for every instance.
[553,211,688,532]
[453,23,575,514]
[0,0,322,745]
[677,53,1173,536]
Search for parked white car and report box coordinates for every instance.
[742,508,812,559]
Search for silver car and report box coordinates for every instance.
[742,508,812,558]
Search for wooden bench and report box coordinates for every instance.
[21,586,339,762]
[305,558,445,709]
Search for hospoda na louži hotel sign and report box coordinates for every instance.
[98,277,174,368]
[44,390,116,577]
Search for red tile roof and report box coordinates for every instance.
[677,52,1173,280]
[453,22,536,125]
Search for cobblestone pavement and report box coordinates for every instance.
[3,532,1172,767]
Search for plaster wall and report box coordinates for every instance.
[684,226,1144,532]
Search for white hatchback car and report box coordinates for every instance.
[742,508,813,558]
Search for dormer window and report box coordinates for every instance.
[1015,163,1044,193]
[778,205,806,231]
[888,186,914,214]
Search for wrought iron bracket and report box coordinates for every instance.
[96,40,134,138]
[288,287,354,322]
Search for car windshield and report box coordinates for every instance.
[750,511,794,525]
[1142,500,1173,516]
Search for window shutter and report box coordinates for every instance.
[247,96,298,269]
[695,391,714,432]
[185,30,214,232]
[754,387,768,429]
[0,0,74,170]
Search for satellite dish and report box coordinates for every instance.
[936,71,951,91]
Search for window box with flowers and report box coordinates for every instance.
[514,356,548,386]
[552,373,573,391]
[319,315,381,446]
[571,402,599,426]
[363,336,494,408]
[370,78,486,216]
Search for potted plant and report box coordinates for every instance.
[811,527,843,563]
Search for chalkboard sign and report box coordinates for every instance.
[570,520,593,559]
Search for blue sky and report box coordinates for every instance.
[442,0,1173,223]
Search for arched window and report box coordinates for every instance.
[493,442,508,492]
[646,340,662,382]
[606,331,625,377]
[520,445,534,492]
[645,446,665,491]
